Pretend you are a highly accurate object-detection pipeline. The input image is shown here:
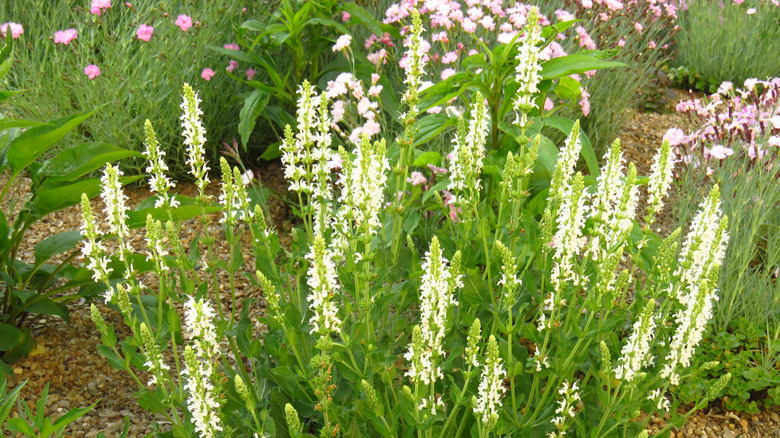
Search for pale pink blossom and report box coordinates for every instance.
[367,49,387,66]
[331,100,346,122]
[368,85,383,97]
[461,18,478,33]
[555,10,576,22]
[442,51,458,64]
[246,68,256,81]
[201,68,215,81]
[618,38,626,48]
[441,68,456,80]
[480,15,496,31]
[136,24,153,42]
[427,106,443,114]
[582,0,593,7]
[223,43,240,51]
[84,64,101,79]
[226,60,238,73]
[371,73,380,85]
[544,98,554,111]
[407,171,427,186]
[767,136,780,147]
[747,146,766,160]
[357,97,377,116]
[579,88,591,117]
[634,22,644,33]
[648,40,657,49]
[746,8,756,14]
[332,34,352,52]
[708,145,734,159]
[362,119,381,137]
[1,22,24,39]
[54,29,78,45]
[664,128,689,146]
[175,15,193,31]
[342,11,351,22]
[90,0,111,16]
[733,0,745,4]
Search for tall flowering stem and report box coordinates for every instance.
[644,139,675,228]
[392,8,427,262]
[473,334,506,435]
[447,93,490,223]
[514,6,543,130]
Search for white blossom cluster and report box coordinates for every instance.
[281,81,318,194]
[545,121,583,221]
[647,388,671,412]
[514,6,543,128]
[306,234,342,336]
[645,139,675,226]
[183,344,222,438]
[548,379,581,438]
[218,158,253,226]
[79,193,112,285]
[447,94,490,219]
[337,137,390,238]
[184,297,220,369]
[180,84,210,193]
[99,164,129,243]
[144,216,169,273]
[661,186,728,385]
[400,8,427,119]
[613,300,657,382]
[473,335,506,430]
[142,119,179,209]
[140,322,170,387]
[550,172,589,288]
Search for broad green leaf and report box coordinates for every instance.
[6,418,36,435]
[1,328,33,363]
[412,151,442,167]
[0,90,24,103]
[0,210,9,252]
[540,54,625,80]
[0,324,21,351]
[125,204,221,229]
[36,142,141,182]
[413,115,455,147]
[28,175,144,219]
[239,89,271,148]
[97,344,127,370]
[7,108,99,175]
[34,231,82,264]
[541,116,599,177]
[259,141,282,161]
[341,3,401,39]
[552,76,583,100]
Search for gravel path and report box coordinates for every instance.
[3,95,780,437]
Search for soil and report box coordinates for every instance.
[3,93,780,437]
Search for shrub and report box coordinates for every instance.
[84,38,729,436]
[0,0,255,178]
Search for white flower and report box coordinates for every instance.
[447,93,490,220]
[183,345,223,438]
[140,323,170,387]
[647,388,670,412]
[181,84,210,193]
[645,139,675,225]
[614,300,657,382]
[306,234,342,336]
[514,6,543,127]
[473,335,506,431]
[184,297,219,372]
[142,119,177,208]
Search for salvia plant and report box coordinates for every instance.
[84,22,732,434]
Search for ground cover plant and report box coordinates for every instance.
[0,0,257,178]
[673,0,780,93]
[77,10,733,436]
[665,78,780,412]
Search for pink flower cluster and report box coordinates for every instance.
[669,78,780,168]
[90,0,112,16]
[326,73,384,144]
[54,28,78,45]
[1,22,24,39]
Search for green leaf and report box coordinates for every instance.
[238,90,271,149]
[51,403,95,429]
[6,418,36,435]
[341,3,401,39]
[0,119,49,131]
[541,117,599,177]
[540,54,625,80]
[0,210,10,252]
[0,324,21,351]
[22,297,70,323]
[28,175,144,219]
[412,151,441,167]
[403,210,421,235]
[1,328,33,363]
[125,204,221,229]
[34,231,82,264]
[36,142,141,182]
[413,115,455,147]
[97,345,127,370]
[7,107,99,175]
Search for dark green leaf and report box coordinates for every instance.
[29,175,144,218]
[0,324,21,351]
[22,297,70,323]
[239,90,271,149]
[97,345,127,370]
[34,231,82,264]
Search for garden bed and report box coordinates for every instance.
[5,92,779,437]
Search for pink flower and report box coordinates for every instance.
[136,24,153,42]
[544,98,554,111]
[53,28,78,45]
[84,64,101,80]
[582,0,593,7]
[746,8,756,14]
[441,68,456,80]
[617,38,626,48]
[342,11,351,22]
[90,0,111,16]
[246,68,256,81]
[201,68,215,81]
[663,128,689,146]
[634,22,644,33]
[367,49,387,66]
[175,15,192,31]
[442,51,458,64]
[368,85,383,97]
[407,171,427,186]
[648,40,657,49]
[427,106,443,114]
[767,136,780,147]
[579,88,591,117]
[331,100,346,122]
[1,22,24,39]
[708,145,734,159]
[371,73,380,85]
[733,0,744,4]
[223,43,240,51]
[226,60,238,73]
[125,2,131,7]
